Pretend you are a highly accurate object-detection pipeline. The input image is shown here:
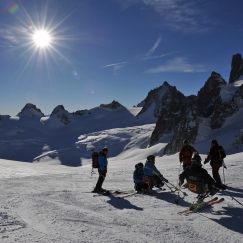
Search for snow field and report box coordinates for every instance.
[0,153,242,242]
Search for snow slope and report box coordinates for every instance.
[0,151,242,242]
[1,103,243,242]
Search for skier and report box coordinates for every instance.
[133,163,148,192]
[93,147,108,192]
[179,139,197,170]
[204,140,226,185]
[179,152,226,200]
[143,155,168,190]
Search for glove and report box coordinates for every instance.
[163,178,168,183]
[204,158,209,164]
[215,183,227,191]
[179,179,184,186]
[179,158,183,163]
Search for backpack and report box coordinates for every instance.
[218,146,226,159]
[92,151,99,168]
[187,174,208,194]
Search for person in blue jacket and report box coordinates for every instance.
[133,163,148,192]
[143,155,168,189]
[93,147,108,192]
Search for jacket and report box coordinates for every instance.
[206,145,226,164]
[179,145,197,164]
[179,164,215,187]
[133,168,144,184]
[143,161,164,179]
[98,152,108,171]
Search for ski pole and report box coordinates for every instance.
[222,160,227,169]
[220,190,243,207]
[222,166,225,184]
[175,183,182,204]
[175,160,182,204]
[222,160,227,184]
[163,182,175,193]
[167,181,188,196]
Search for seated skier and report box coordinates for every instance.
[133,163,148,192]
[143,155,168,190]
[179,152,226,201]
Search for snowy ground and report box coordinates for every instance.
[0,152,243,243]
[1,105,243,242]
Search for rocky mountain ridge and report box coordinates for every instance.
[145,54,243,154]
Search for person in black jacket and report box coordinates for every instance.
[179,152,226,199]
[204,140,226,184]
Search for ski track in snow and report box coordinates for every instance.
[0,155,243,242]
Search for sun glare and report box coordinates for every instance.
[34,30,50,47]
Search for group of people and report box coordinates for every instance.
[93,139,227,199]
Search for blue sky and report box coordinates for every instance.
[0,0,242,116]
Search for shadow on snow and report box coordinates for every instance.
[106,195,143,211]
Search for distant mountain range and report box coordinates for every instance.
[0,53,243,163]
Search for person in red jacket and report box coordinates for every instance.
[179,139,197,170]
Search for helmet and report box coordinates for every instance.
[136,162,143,170]
[183,139,189,144]
[102,147,108,152]
[147,155,155,162]
[191,152,202,165]
[211,140,218,145]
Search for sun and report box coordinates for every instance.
[33,30,51,47]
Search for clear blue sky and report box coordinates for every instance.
[0,0,242,116]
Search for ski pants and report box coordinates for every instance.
[143,175,164,188]
[134,182,148,191]
[210,162,222,183]
[95,170,107,189]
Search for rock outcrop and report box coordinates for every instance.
[229,53,243,83]
[72,110,87,116]
[197,72,226,118]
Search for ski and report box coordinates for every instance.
[178,197,218,215]
[92,189,133,197]
[118,191,138,199]
[184,198,224,215]
[178,198,224,216]
[118,187,166,199]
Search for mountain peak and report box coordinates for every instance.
[100,100,123,109]
[17,103,44,117]
[51,105,71,125]
[163,81,169,86]
[51,105,65,114]
[197,72,226,118]
[210,71,222,78]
